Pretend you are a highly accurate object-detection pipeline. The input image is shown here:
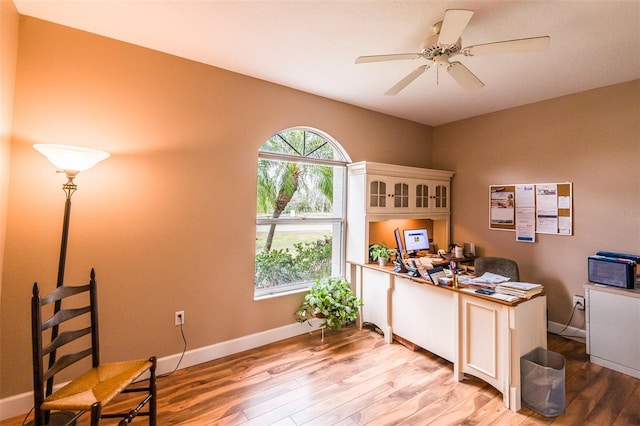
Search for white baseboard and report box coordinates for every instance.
[0,321,320,421]
[155,320,321,375]
[547,320,586,342]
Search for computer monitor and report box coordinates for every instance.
[394,228,405,258]
[403,228,430,256]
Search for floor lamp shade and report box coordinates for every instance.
[34,144,110,173]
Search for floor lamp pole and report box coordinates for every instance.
[55,174,77,288]
[46,174,78,407]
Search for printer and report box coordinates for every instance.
[588,251,639,289]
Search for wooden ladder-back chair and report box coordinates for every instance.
[31,268,157,425]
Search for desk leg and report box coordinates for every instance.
[453,292,463,381]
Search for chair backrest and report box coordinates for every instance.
[31,268,99,422]
[474,257,520,281]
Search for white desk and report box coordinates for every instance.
[348,262,548,412]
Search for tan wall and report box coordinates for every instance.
[0,17,433,397]
[0,0,20,399]
[432,80,640,326]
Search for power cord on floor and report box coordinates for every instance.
[362,321,384,336]
[21,407,34,426]
[159,320,187,378]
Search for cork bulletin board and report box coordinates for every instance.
[489,183,572,241]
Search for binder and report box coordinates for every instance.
[596,251,640,263]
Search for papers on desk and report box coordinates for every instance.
[460,275,545,301]
[496,282,544,299]
[460,272,511,286]
[490,292,522,302]
[460,288,520,302]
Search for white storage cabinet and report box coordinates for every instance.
[585,283,640,379]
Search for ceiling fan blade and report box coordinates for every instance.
[355,53,423,64]
[446,61,484,90]
[437,9,474,46]
[463,36,550,56]
[385,65,430,95]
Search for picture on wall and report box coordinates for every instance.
[490,187,515,225]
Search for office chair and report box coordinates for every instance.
[474,257,520,281]
[31,268,157,425]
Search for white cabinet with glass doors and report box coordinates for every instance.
[366,175,450,214]
[347,161,454,265]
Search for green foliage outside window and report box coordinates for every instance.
[254,236,332,288]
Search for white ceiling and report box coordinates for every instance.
[13,0,640,126]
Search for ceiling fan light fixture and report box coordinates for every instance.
[434,54,451,67]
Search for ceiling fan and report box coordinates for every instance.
[355,9,550,95]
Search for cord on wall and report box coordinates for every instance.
[160,320,187,378]
[554,303,583,339]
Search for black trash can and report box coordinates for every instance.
[520,347,565,417]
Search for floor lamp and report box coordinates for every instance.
[32,144,109,425]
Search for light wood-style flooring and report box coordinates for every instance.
[5,325,640,425]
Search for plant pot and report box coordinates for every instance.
[378,258,388,267]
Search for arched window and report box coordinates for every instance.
[255,127,350,298]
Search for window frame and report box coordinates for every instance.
[254,127,349,299]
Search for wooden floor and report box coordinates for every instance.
[5,325,640,425]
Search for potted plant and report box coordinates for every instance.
[369,243,397,267]
[295,276,362,332]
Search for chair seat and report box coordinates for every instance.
[42,359,152,411]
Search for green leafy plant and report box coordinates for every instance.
[369,243,397,262]
[295,277,362,331]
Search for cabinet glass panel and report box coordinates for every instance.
[370,180,386,207]
[416,184,429,208]
[435,184,447,208]
[394,183,409,208]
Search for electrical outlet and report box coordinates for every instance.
[175,311,184,326]
[572,295,585,311]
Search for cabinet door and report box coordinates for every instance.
[431,181,450,213]
[392,277,455,361]
[460,294,507,392]
[589,290,640,371]
[414,182,431,212]
[392,181,410,209]
[361,267,393,342]
[368,177,387,212]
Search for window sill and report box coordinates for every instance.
[254,286,310,301]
